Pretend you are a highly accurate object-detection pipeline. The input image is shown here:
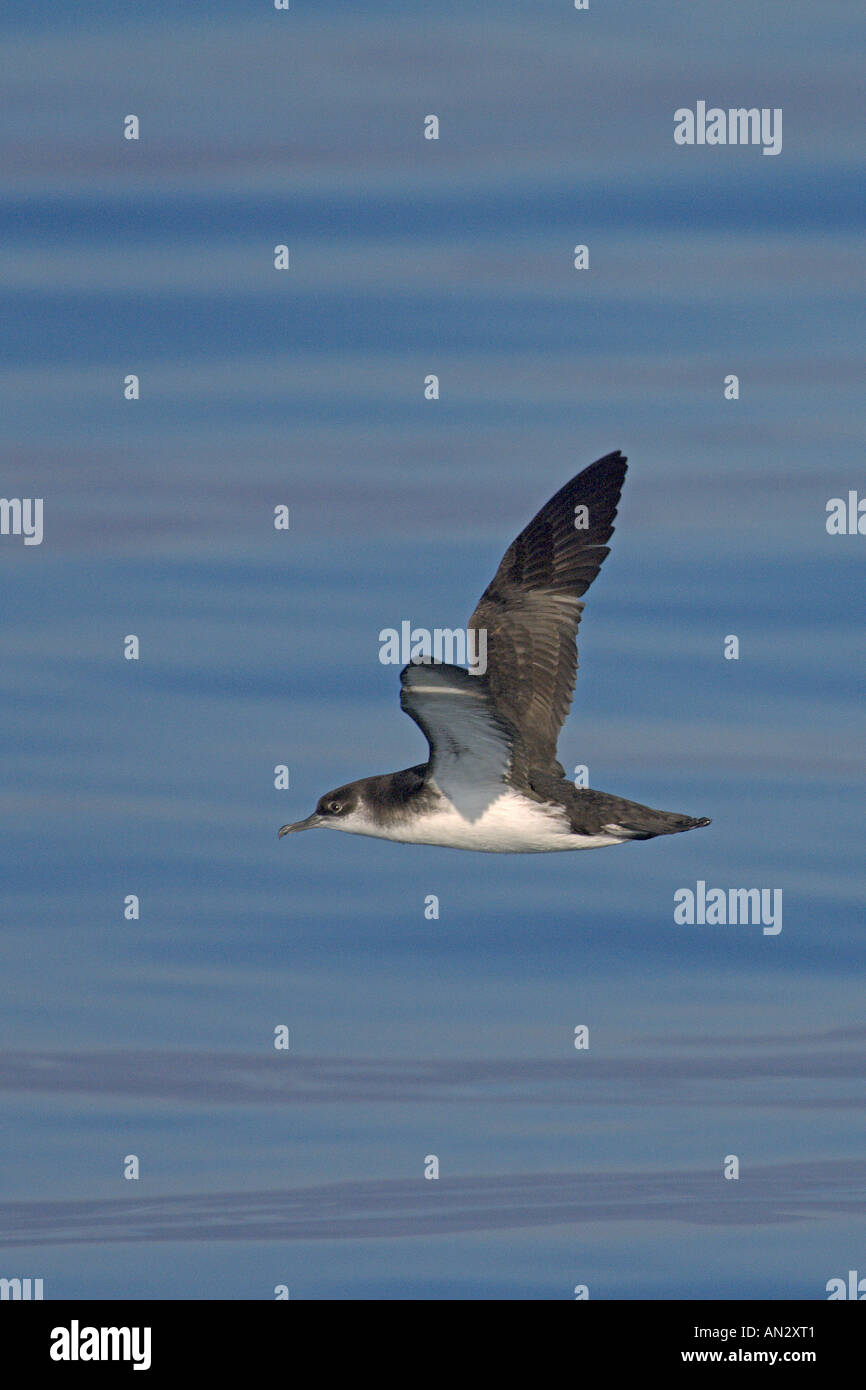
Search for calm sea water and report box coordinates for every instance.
[0,0,864,1298]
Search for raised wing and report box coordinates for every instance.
[399,662,516,820]
[468,451,627,780]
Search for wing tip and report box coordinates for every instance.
[583,448,628,481]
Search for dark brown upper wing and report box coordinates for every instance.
[467,451,627,782]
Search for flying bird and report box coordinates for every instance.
[279,452,710,852]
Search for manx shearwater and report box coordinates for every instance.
[279,452,711,852]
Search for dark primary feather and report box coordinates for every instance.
[468,451,627,788]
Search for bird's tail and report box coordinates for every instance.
[612,808,712,840]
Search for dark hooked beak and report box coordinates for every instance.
[278,813,323,838]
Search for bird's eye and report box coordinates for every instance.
[327,800,342,814]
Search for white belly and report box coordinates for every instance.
[337,787,626,854]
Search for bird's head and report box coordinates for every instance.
[278,783,360,838]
